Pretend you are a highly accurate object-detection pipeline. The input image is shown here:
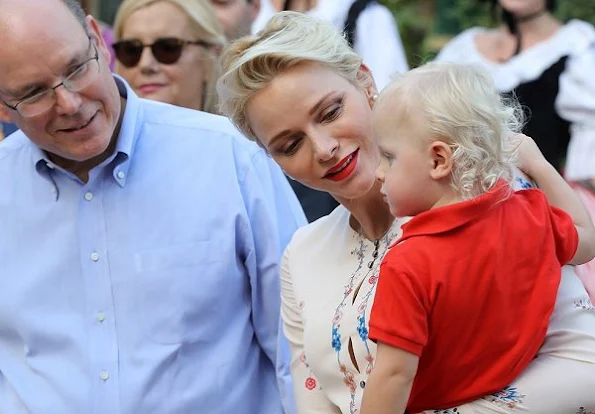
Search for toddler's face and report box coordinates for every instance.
[373,101,438,218]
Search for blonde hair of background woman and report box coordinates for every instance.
[113,0,227,114]
[217,11,373,142]
[377,61,524,200]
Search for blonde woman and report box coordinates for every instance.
[218,12,595,413]
[112,0,226,113]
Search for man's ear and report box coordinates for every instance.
[429,141,454,180]
[0,104,12,123]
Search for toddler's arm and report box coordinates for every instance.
[517,134,595,265]
[360,342,418,414]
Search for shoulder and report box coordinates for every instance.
[436,27,484,62]
[285,205,347,256]
[359,2,395,23]
[560,20,595,57]
[138,100,264,164]
[0,131,33,163]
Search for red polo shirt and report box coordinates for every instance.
[368,181,577,412]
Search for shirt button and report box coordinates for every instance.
[84,192,93,201]
[117,171,125,179]
[96,312,106,322]
[90,252,100,262]
[99,371,109,381]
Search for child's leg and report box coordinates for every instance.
[420,355,595,413]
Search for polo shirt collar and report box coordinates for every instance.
[398,180,513,242]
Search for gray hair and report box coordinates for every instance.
[63,0,88,31]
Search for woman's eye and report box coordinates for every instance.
[322,99,344,122]
[282,139,302,155]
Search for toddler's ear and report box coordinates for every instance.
[429,141,453,180]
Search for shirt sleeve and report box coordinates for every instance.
[355,4,408,90]
[556,42,595,181]
[280,245,342,414]
[239,149,307,414]
[549,203,579,266]
[368,251,430,356]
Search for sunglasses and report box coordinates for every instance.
[112,37,212,68]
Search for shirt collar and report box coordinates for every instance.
[398,180,513,243]
[31,75,144,187]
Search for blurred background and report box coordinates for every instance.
[82,0,595,68]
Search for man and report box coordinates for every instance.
[0,0,305,413]
[210,0,261,40]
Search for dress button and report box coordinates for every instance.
[99,371,109,381]
[84,192,93,201]
[360,380,366,388]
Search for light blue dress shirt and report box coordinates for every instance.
[0,78,306,414]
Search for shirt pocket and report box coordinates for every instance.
[133,240,224,345]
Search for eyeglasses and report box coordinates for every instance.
[112,37,212,68]
[2,39,100,118]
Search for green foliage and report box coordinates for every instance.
[379,0,595,68]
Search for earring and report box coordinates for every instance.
[371,93,379,106]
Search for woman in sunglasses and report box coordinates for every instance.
[112,0,226,114]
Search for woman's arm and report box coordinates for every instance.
[280,246,342,414]
[517,134,595,265]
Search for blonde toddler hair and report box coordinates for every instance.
[377,62,524,200]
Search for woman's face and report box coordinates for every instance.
[116,1,213,110]
[498,0,547,16]
[246,62,379,200]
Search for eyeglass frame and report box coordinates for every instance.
[112,37,214,68]
[1,37,100,117]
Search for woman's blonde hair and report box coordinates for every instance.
[378,62,523,200]
[217,11,371,141]
[113,0,227,113]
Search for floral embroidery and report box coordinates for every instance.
[515,176,534,190]
[332,327,342,352]
[357,316,368,341]
[483,386,525,409]
[330,223,400,413]
[574,297,595,311]
[298,352,320,391]
[576,407,595,414]
[432,409,459,413]
[305,377,317,390]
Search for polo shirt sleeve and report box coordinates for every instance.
[368,250,430,356]
[549,204,579,265]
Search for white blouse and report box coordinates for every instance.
[281,206,405,414]
[435,20,595,181]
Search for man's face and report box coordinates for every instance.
[210,0,260,40]
[0,0,121,163]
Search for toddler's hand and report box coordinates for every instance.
[514,133,548,177]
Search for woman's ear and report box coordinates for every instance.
[356,63,378,106]
[429,141,454,180]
